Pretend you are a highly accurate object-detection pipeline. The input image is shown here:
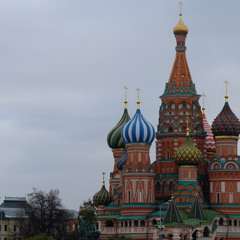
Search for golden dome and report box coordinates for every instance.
[174,136,202,165]
[173,14,188,36]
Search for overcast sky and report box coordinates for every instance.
[0,0,240,210]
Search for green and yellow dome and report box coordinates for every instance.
[174,135,202,165]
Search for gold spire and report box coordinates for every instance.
[102,172,105,186]
[124,86,128,109]
[201,93,206,114]
[186,116,190,136]
[173,3,188,36]
[224,80,229,102]
[136,88,141,109]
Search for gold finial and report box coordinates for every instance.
[124,86,128,109]
[201,93,206,114]
[136,88,141,109]
[224,80,229,102]
[186,116,189,136]
[179,2,183,15]
[173,2,188,36]
[102,172,105,186]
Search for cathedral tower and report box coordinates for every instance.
[107,89,130,195]
[155,13,206,200]
[121,92,156,216]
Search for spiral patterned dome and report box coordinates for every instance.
[122,108,155,145]
[116,149,127,171]
[212,101,240,137]
[107,108,130,149]
[93,183,112,206]
[174,136,202,165]
[202,108,215,154]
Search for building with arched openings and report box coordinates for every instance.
[93,11,240,240]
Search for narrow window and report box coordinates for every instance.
[229,192,233,203]
[128,191,131,203]
[217,193,220,203]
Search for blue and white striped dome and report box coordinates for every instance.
[122,109,155,144]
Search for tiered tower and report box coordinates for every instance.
[201,94,216,158]
[121,91,156,216]
[107,88,130,196]
[173,123,204,204]
[209,88,240,213]
[155,13,206,200]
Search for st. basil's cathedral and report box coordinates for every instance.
[92,12,240,240]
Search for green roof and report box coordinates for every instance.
[188,196,205,220]
[163,199,183,224]
[118,216,146,220]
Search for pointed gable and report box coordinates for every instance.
[188,196,205,220]
[163,199,183,223]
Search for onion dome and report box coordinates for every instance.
[107,100,130,149]
[202,106,216,154]
[93,173,112,206]
[122,97,155,145]
[173,14,188,36]
[212,96,240,137]
[116,149,127,171]
[174,130,202,165]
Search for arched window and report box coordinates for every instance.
[234,220,237,226]
[203,227,209,237]
[156,182,160,194]
[217,193,220,203]
[169,181,174,193]
[219,218,223,226]
[140,220,145,227]
[134,220,138,227]
[165,148,170,159]
[229,219,232,226]
[106,220,114,227]
[124,221,128,227]
[162,181,167,195]
[192,231,197,240]
[168,234,173,240]
[152,219,157,225]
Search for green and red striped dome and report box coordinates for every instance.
[212,101,240,137]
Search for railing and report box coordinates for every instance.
[101,227,154,234]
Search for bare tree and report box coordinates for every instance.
[18,189,72,240]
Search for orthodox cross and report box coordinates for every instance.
[136,88,141,109]
[136,88,141,101]
[224,80,229,96]
[124,86,128,101]
[124,86,128,108]
[102,172,105,186]
[202,93,206,108]
[179,2,183,15]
